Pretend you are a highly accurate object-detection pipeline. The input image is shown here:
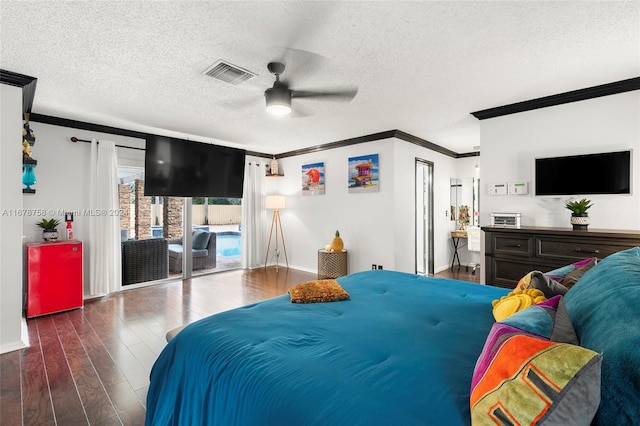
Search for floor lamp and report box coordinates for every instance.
[264,195,289,270]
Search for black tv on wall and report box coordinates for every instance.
[144,135,246,198]
[535,150,631,196]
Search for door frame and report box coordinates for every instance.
[415,158,434,275]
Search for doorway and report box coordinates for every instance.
[415,159,434,275]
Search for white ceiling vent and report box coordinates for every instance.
[203,60,257,85]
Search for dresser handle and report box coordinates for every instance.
[575,248,600,254]
[503,243,522,248]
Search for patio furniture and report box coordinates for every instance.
[121,238,169,285]
[168,230,216,273]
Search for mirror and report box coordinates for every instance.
[450,178,461,223]
[450,177,475,229]
[473,177,480,226]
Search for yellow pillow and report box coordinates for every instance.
[491,289,546,321]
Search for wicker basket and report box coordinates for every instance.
[318,249,348,279]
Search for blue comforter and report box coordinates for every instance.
[146,270,508,425]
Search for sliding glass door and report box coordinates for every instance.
[118,165,243,285]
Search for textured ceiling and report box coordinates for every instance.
[1,1,638,155]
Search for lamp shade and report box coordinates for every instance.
[265,195,286,210]
[265,87,292,116]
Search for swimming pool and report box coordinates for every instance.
[216,232,241,257]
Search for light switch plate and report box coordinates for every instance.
[508,182,529,195]
[488,183,507,195]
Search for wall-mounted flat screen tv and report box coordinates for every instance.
[535,150,631,196]
[144,136,246,198]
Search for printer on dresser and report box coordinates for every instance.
[482,226,640,288]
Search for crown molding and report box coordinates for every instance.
[471,77,640,120]
[13,73,637,157]
[30,113,150,140]
[27,115,463,160]
[0,69,38,114]
[276,130,463,159]
[276,131,396,159]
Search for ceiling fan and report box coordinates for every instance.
[264,61,358,116]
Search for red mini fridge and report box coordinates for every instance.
[26,240,83,318]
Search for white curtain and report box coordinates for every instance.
[89,139,122,295]
[241,161,267,269]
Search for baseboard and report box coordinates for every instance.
[288,264,317,274]
[434,264,451,274]
[0,318,29,354]
[262,263,317,275]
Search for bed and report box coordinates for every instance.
[146,271,507,425]
[146,247,640,425]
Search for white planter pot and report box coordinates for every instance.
[43,230,59,242]
[570,214,589,230]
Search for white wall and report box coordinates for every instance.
[274,137,462,274]
[21,123,145,296]
[0,84,28,353]
[480,90,640,230]
[392,139,466,273]
[12,120,477,316]
[272,140,395,274]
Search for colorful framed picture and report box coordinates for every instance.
[302,162,325,196]
[348,154,379,193]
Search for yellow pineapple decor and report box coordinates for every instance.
[330,230,344,252]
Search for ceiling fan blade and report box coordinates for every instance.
[291,87,358,101]
[290,104,313,118]
[275,48,329,80]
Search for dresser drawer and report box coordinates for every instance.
[490,259,533,288]
[482,226,640,287]
[489,258,563,289]
[492,235,533,257]
[537,237,624,262]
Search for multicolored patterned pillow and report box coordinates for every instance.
[289,279,350,303]
[471,295,600,425]
[470,332,601,425]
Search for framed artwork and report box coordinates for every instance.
[348,154,379,193]
[302,162,325,196]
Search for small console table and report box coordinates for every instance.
[450,230,467,269]
[318,249,348,279]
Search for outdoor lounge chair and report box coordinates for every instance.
[121,238,169,285]
[168,230,216,273]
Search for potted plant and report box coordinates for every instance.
[565,198,593,230]
[36,218,61,242]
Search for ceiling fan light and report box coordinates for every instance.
[266,104,291,116]
[265,88,291,116]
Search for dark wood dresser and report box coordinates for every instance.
[482,226,640,288]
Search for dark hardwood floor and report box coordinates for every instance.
[433,266,481,284]
[0,267,317,426]
[0,266,478,425]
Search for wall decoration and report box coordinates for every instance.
[22,113,37,194]
[348,154,379,193]
[302,162,325,196]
